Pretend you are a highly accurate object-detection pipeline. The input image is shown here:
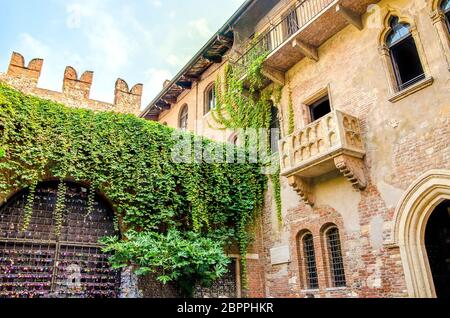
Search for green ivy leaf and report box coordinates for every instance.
[0,81,267,295]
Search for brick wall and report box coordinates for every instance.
[150,0,450,298]
[0,52,142,116]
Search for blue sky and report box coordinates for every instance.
[0,0,245,108]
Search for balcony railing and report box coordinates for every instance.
[233,0,334,78]
[279,110,365,178]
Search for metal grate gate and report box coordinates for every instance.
[0,181,120,298]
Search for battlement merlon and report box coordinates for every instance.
[114,79,143,112]
[2,52,143,116]
[7,52,43,84]
[63,66,94,99]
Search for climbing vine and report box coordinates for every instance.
[211,42,285,260]
[85,187,96,220]
[287,84,295,135]
[0,82,266,296]
[21,179,37,232]
[53,181,67,237]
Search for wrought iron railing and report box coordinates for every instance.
[233,0,334,78]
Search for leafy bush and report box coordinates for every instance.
[0,82,266,292]
[101,229,230,296]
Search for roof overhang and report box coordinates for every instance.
[140,0,256,120]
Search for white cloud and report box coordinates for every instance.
[151,0,162,8]
[18,33,51,57]
[15,33,85,94]
[142,68,173,108]
[165,54,183,67]
[3,0,246,107]
[187,18,213,39]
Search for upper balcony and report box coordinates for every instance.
[279,110,367,205]
[233,0,380,84]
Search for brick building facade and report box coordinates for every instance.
[140,0,450,298]
[1,0,449,298]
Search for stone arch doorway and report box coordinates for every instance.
[0,180,121,298]
[391,170,450,298]
[425,200,450,298]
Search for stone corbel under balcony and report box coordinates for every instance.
[335,4,363,30]
[261,65,285,86]
[287,175,315,206]
[280,110,367,206]
[334,154,367,190]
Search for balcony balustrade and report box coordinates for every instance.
[279,110,367,205]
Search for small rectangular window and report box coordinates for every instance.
[309,96,331,122]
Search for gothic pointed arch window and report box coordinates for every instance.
[386,17,425,91]
[179,104,189,131]
[441,0,450,32]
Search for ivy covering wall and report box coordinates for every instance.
[211,47,284,225]
[0,82,267,296]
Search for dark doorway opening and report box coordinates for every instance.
[425,200,450,298]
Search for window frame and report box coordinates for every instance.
[324,226,347,288]
[309,95,332,123]
[179,104,189,131]
[386,18,425,91]
[204,83,216,115]
[378,12,433,102]
[299,232,320,290]
[301,87,332,127]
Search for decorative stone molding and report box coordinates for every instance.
[430,8,450,70]
[386,170,450,298]
[378,7,433,96]
[388,76,434,103]
[334,154,367,190]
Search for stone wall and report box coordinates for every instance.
[0,52,142,116]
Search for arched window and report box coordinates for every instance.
[301,232,319,290]
[325,227,346,287]
[270,105,281,153]
[204,84,216,114]
[441,0,450,32]
[179,105,188,131]
[386,17,425,91]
